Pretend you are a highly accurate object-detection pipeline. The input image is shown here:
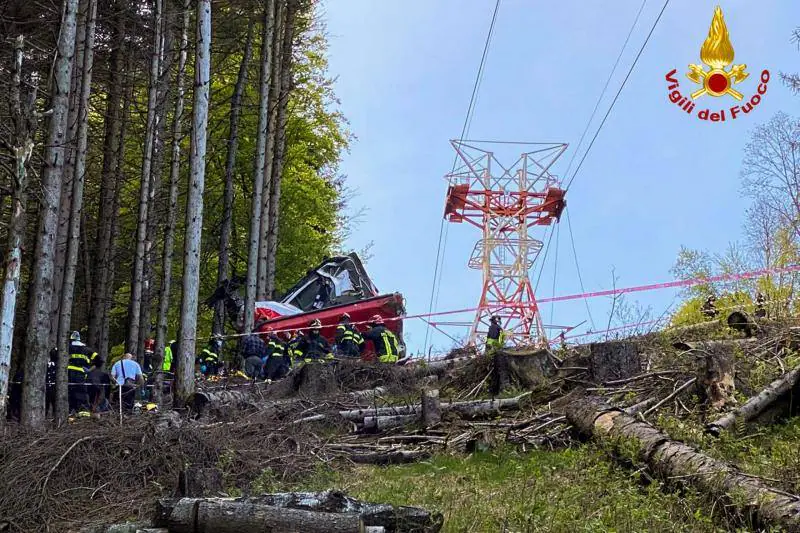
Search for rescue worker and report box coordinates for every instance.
[163,339,176,373]
[363,315,399,363]
[485,316,505,355]
[335,313,363,358]
[240,331,268,379]
[199,340,221,376]
[295,319,333,364]
[755,291,767,319]
[87,355,111,413]
[263,328,291,380]
[701,295,718,319]
[285,330,304,368]
[68,331,95,416]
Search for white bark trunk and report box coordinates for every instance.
[155,0,190,396]
[0,36,36,423]
[244,3,276,333]
[265,0,299,297]
[128,0,164,356]
[56,0,97,423]
[176,0,211,405]
[22,0,79,429]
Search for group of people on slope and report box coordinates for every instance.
[240,313,402,381]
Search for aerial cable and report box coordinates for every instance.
[423,0,502,353]
[549,222,561,325]
[563,0,649,178]
[565,0,671,191]
[565,207,596,330]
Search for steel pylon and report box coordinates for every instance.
[443,140,567,348]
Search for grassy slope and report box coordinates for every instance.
[277,446,726,533]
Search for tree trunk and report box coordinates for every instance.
[139,8,174,357]
[257,0,284,300]
[176,0,211,405]
[244,4,276,333]
[214,21,255,336]
[22,0,79,429]
[157,492,443,533]
[155,0,190,402]
[89,5,127,352]
[0,36,37,423]
[264,0,299,297]
[567,396,800,531]
[56,0,97,423]
[127,0,164,357]
[707,365,800,435]
[422,388,441,426]
[50,0,88,351]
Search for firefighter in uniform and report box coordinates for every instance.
[296,319,333,364]
[199,340,220,377]
[363,315,399,363]
[262,328,291,380]
[335,313,363,358]
[754,292,767,319]
[701,295,718,319]
[68,331,95,416]
[163,339,176,373]
[485,316,505,355]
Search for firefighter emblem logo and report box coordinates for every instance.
[686,6,748,100]
[663,5,770,122]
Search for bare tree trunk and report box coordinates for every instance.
[176,0,211,405]
[22,0,79,429]
[214,20,255,336]
[0,36,37,423]
[50,0,88,352]
[257,0,284,300]
[244,4,276,334]
[55,0,97,424]
[127,0,164,357]
[155,0,190,402]
[139,10,174,356]
[88,4,126,350]
[265,0,299,297]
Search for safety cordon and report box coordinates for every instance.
[193,263,800,343]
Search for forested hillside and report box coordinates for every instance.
[0,0,350,427]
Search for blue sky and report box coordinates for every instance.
[320,0,799,355]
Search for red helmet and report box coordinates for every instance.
[370,314,384,325]
[310,319,322,328]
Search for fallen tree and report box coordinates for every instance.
[567,396,800,531]
[156,491,443,533]
[707,365,800,436]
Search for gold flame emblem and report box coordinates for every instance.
[687,6,748,100]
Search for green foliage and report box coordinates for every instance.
[282,447,726,532]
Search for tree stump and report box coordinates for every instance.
[588,341,641,383]
[178,467,223,497]
[698,342,736,411]
[295,363,340,397]
[727,311,758,337]
[490,348,556,394]
[421,389,441,427]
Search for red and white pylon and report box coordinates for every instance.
[443,140,568,348]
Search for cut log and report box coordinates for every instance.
[348,387,387,403]
[422,389,441,426]
[707,366,800,435]
[446,392,531,418]
[157,492,443,533]
[699,342,736,410]
[339,405,419,420]
[588,341,641,384]
[426,356,471,370]
[349,449,431,465]
[363,414,419,431]
[491,349,556,394]
[567,396,800,531]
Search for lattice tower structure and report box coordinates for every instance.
[443,140,567,347]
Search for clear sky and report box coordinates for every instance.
[320,0,799,356]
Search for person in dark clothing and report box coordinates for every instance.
[7,368,22,421]
[46,348,58,416]
[362,315,399,364]
[295,319,332,363]
[486,316,505,355]
[754,292,767,319]
[263,328,291,380]
[701,295,718,319]
[198,340,221,377]
[68,331,96,416]
[240,333,268,379]
[86,356,111,413]
[335,313,363,358]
